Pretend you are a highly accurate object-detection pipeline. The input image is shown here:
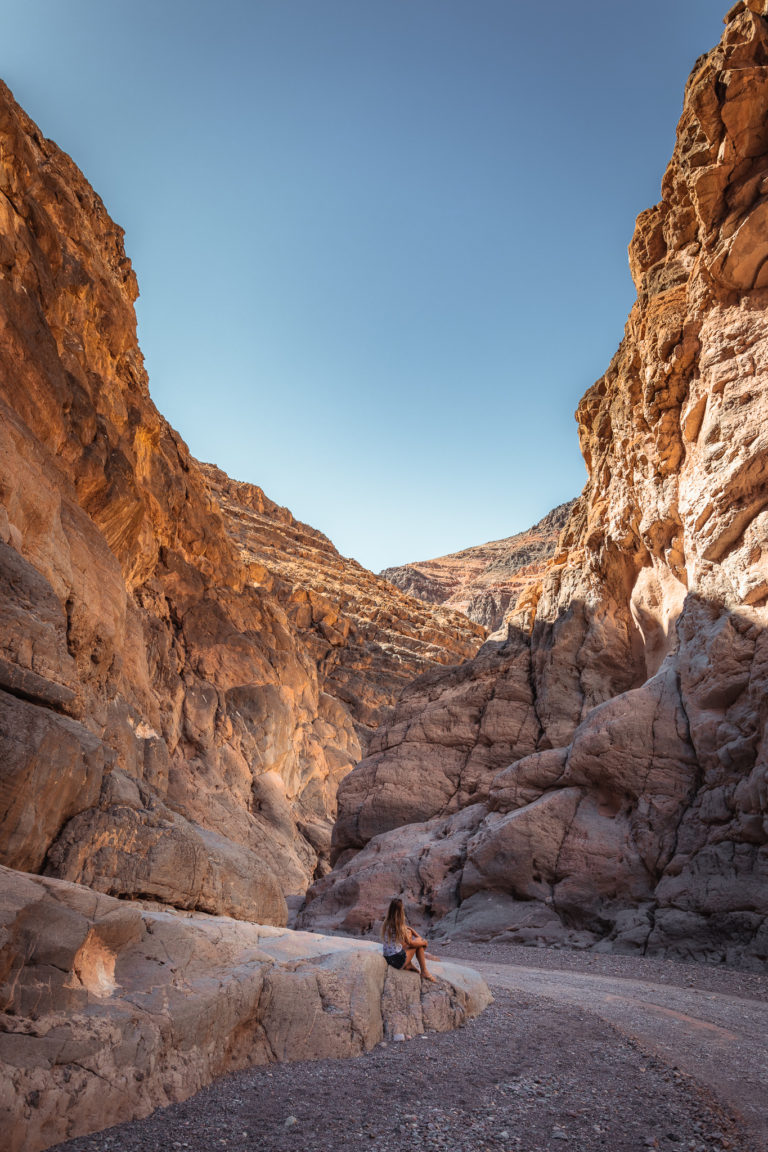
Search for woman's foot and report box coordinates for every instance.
[421,972,437,982]
[404,964,419,972]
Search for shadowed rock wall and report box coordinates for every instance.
[300,4,768,968]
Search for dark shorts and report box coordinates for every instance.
[384,949,407,969]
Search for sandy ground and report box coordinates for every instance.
[53,943,767,1152]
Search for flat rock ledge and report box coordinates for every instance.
[0,867,491,1152]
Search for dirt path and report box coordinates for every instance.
[460,958,768,1152]
[53,946,764,1152]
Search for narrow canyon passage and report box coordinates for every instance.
[5,4,768,1149]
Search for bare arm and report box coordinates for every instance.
[405,925,428,948]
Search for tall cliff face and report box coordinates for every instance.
[0,80,482,923]
[380,501,575,632]
[301,4,768,968]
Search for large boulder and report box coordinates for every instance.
[0,867,490,1152]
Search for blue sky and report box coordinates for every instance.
[4,1,727,571]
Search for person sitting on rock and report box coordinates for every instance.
[381,897,436,982]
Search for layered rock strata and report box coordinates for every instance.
[0,867,490,1152]
[201,463,484,742]
[301,4,768,969]
[380,502,574,632]
[0,78,481,920]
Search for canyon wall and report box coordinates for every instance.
[0,79,482,923]
[381,501,574,632]
[301,2,768,969]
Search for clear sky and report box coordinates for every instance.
[4,1,727,571]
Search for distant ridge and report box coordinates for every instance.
[380,500,575,631]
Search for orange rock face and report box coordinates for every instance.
[380,502,574,632]
[0,80,482,922]
[302,6,768,968]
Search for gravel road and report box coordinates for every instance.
[452,952,768,1151]
[54,944,766,1152]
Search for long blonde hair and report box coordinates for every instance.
[381,898,407,945]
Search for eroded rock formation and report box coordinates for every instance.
[380,502,574,632]
[0,78,482,920]
[301,3,768,969]
[0,867,490,1152]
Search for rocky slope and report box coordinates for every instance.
[380,501,575,632]
[0,867,490,1152]
[301,1,768,969]
[0,78,482,923]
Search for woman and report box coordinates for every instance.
[381,898,436,982]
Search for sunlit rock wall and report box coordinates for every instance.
[0,80,482,919]
[380,501,575,632]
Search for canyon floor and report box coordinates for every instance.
[51,945,767,1152]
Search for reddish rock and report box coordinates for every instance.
[200,463,484,742]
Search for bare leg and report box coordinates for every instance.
[414,945,436,981]
[404,948,419,972]
[411,936,439,963]
[407,930,437,958]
